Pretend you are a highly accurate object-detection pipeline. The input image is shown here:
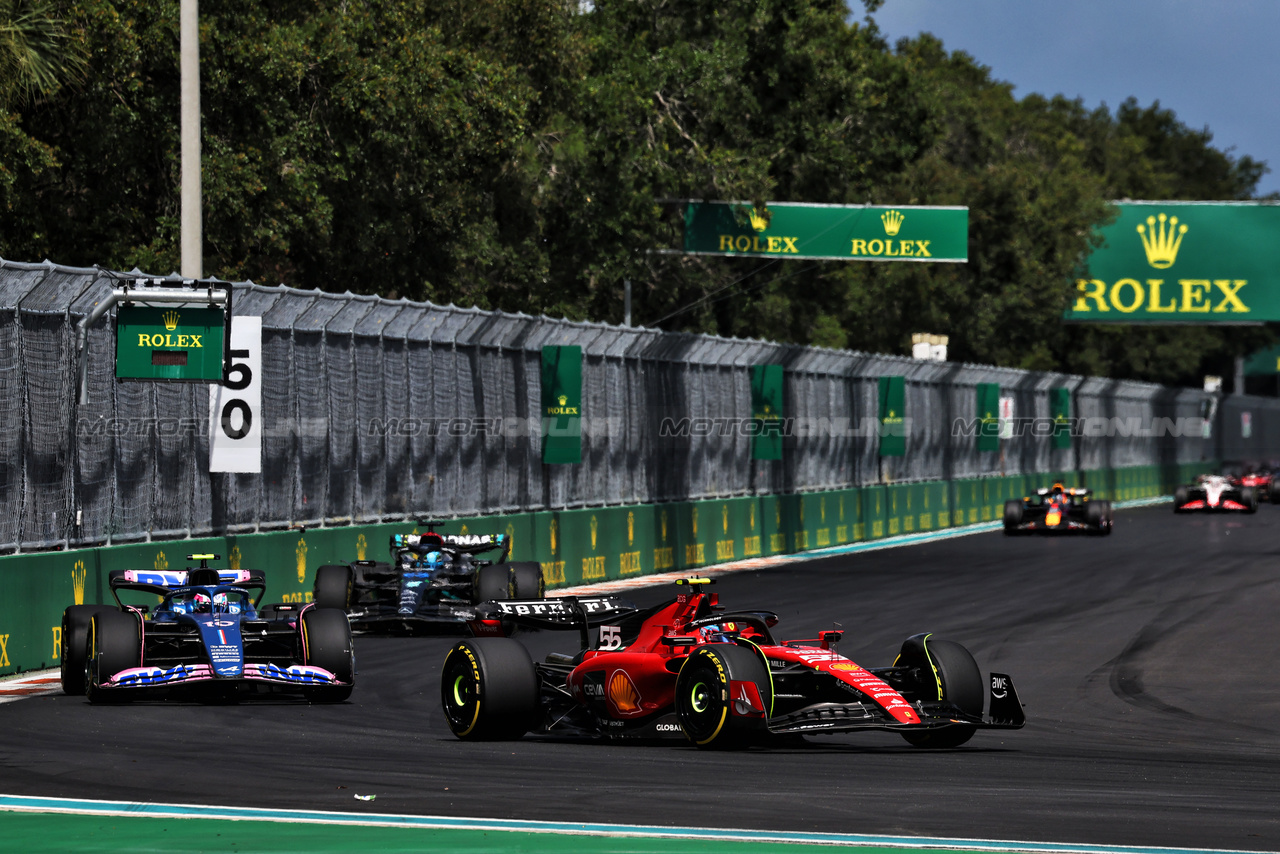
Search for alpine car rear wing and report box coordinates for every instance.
[471,596,637,647]
[107,564,267,607]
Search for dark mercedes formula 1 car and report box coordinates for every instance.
[440,579,1024,749]
[60,555,354,703]
[1173,474,1258,513]
[1003,484,1112,535]
[314,524,544,633]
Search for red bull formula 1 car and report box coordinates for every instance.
[60,554,354,703]
[1003,484,1112,535]
[440,579,1024,749]
[1173,474,1258,513]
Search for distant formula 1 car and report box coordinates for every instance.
[1221,461,1279,504]
[61,554,354,703]
[314,523,544,633]
[440,579,1024,749]
[1003,484,1112,535]
[1173,474,1258,513]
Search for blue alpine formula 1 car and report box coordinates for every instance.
[60,555,354,703]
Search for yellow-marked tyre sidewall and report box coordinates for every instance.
[441,644,484,738]
[675,648,730,746]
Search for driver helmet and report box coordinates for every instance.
[192,592,212,613]
[424,551,447,571]
[212,592,239,614]
[697,624,734,644]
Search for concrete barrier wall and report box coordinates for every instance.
[0,462,1214,676]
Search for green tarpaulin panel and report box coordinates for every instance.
[976,383,1000,452]
[751,364,784,461]
[541,345,582,464]
[1244,344,1280,376]
[878,376,906,457]
[1051,387,1072,450]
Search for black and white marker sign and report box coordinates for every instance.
[209,316,262,473]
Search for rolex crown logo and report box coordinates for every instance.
[558,395,567,406]
[72,560,87,606]
[1137,212,1187,269]
[881,209,905,236]
[296,538,308,584]
[748,206,770,232]
[590,515,598,550]
[162,310,180,330]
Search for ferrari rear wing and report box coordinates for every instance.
[471,595,637,647]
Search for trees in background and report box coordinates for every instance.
[0,0,1270,385]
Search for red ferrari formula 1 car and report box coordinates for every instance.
[440,579,1024,749]
[1173,474,1258,513]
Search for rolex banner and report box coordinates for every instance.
[682,202,968,262]
[976,383,1000,452]
[750,364,784,460]
[1066,202,1280,322]
[878,376,906,457]
[541,345,582,464]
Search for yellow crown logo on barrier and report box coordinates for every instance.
[722,504,729,534]
[1137,213,1187,269]
[748,206,770,232]
[627,511,634,546]
[229,546,242,570]
[590,515,598,550]
[154,551,168,572]
[296,538,308,583]
[692,506,698,537]
[881,209,905,236]
[72,560,87,606]
[550,518,559,555]
[162,310,180,330]
[558,395,567,407]
[356,534,368,561]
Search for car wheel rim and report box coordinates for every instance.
[690,681,709,714]
[452,675,468,708]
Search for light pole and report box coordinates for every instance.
[180,0,201,279]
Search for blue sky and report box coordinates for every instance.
[867,0,1280,197]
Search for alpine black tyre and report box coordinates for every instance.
[61,605,114,696]
[508,562,545,599]
[313,564,353,610]
[441,638,539,740]
[301,607,355,702]
[902,638,983,748]
[675,643,772,749]
[472,563,511,604]
[84,610,142,705]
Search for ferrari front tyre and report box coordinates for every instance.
[1002,500,1023,535]
[85,610,142,705]
[675,643,772,750]
[901,639,982,749]
[507,562,545,599]
[313,564,353,611]
[472,564,511,604]
[61,605,115,696]
[301,608,355,702]
[440,638,539,740]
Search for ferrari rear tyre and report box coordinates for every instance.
[508,562,545,599]
[61,605,114,695]
[441,638,539,740]
[85,610,142,705]
[472,564,511,604]
[902,639,982,749]
[313,564,353,610]
[301,608,355,702]
[675,643,772,750]
[1002,500,1023,535]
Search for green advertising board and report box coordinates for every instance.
[115,305,225,381]
[1066,202,1280,322]
[976,383,1000,452]
[541,345,582,464]
[878,376,906,457]
[750,364,784,460]
[1244,344,1280,376]
[682,202,968,262]
[1051,387,1072,450]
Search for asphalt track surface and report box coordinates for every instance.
[2,504,1279,851]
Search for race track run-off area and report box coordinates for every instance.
[2,503,1279,853]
